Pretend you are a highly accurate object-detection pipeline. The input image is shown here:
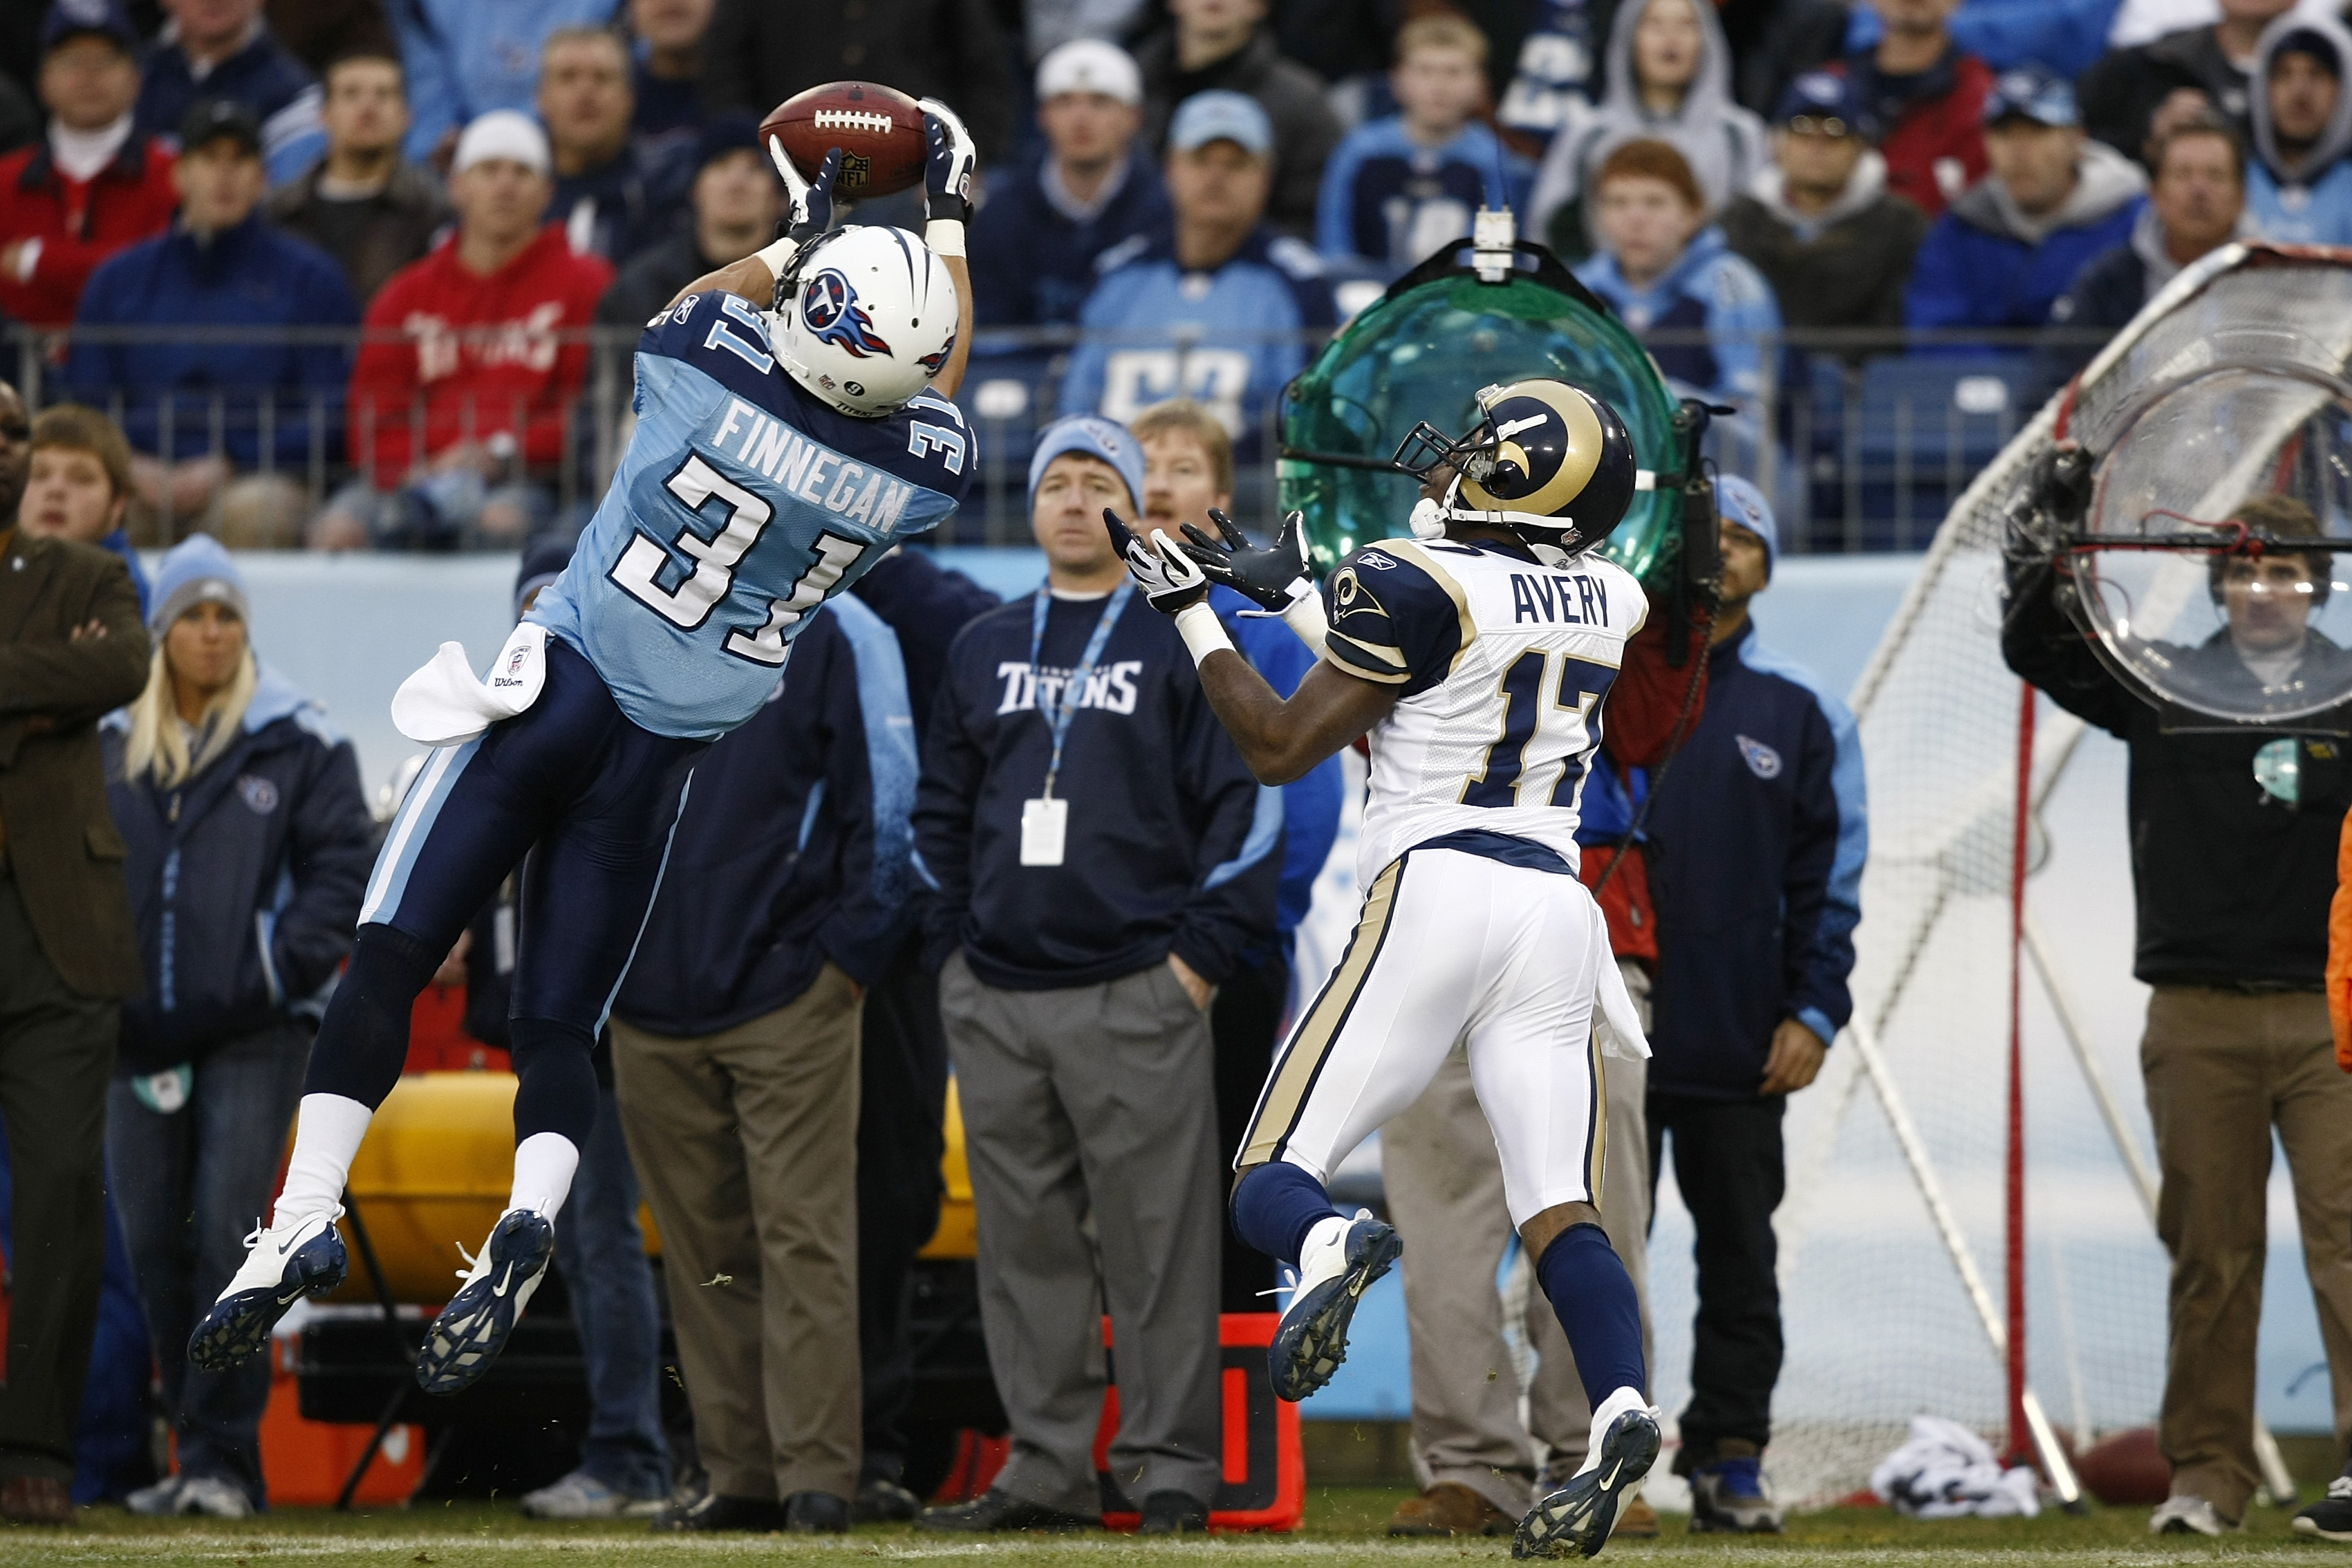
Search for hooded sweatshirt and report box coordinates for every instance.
[1527,0,1768,256]
[1574,224,1784,400]
[1903,138,2146,331]
[2244,10,2352,246]
[1721,149,1930,331]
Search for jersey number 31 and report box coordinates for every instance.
[609,452,862,666]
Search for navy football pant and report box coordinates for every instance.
[306,639,705,1149]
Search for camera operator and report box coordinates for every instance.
[2004,491,2352,1538]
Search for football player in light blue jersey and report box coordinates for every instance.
[190,101,983,1402]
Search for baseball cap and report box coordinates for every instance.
[1982,64,2078,129]
[452,109,552,177]
[1715,473,1779,574]
[1168,90,1272,156]
[1029,414,1145,518]
[1036,39,1142,107]
[41,0,136,55]
[1771,70,1876,140]
[179,98,263,158]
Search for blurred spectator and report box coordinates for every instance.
[1575,139,1783,403]
[542,26,676,265]
[1134,0,1343,239]
[267,50,451,307]
[913,416,1278,1536]
[1061,92,1334,458]
[0,57,33,157]
[2080,0,2290,162]
[1833,0,1990,218]
[2243,14,2352,245]
[1316,14,1530,274]
[613,595,915,1536]
[16,404,150,612]
[0,375,149,1527]
[0,2,178,329]
[1719,0,1849,118]
[394,0,622,167]
[1903,66,2145,334]
[1722,70,1928,335]
[1529,0,1768,257]
[969,40,1168,330]
[628,0,711,169]
[596,115,778,335]
[2033,115,2248,400]
[104,536,371,1520]
[135,0,326,187]
[1025,0,1151,64]
[66,100,357,548]
[700,0,1015,167]
[264,0,397,77]
[1127,398,1343,1316]
[1841,0,2129,83]
[324,111,612,551]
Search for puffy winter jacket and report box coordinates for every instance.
[969,147,1171,329]
[103,667,374,1073]
[1903,138,2145,332]
[1721,151,1928,332]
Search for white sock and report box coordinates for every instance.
[1298,1214,1351,1276]
[507,1131,580,1221]
[271,1093,375,1226]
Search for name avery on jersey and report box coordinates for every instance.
[1509,570,1611,626]
[996,660,1144,717]
[704,395,922,532]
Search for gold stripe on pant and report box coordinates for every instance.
[610,963,864,1503]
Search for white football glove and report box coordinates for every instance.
[920,96,978,232]
[756,142,839,299]
[1104,507,1209,614]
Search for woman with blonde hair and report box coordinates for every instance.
[103,536,374,1518]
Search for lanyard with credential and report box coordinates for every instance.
[1027,580,1132,801]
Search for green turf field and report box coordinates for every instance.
[1,1488,2337,1565]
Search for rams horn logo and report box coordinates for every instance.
[801,269,894,359]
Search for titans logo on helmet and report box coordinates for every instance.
[917,330,956,375]
[801,269,895,360]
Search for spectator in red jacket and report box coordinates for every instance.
[0,0,178,327]
[315,110,610,550]
[1835,0,1991,218]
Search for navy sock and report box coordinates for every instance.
[1536,1222,1646,1411]
[1231,1161,1343,1269]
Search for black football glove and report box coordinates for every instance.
[1104,507,1210,613]
[920,97,977,226]
[1177,508,1314,613]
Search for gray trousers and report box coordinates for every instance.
[939,951,1224,1513]
[1383,960,1656,1515]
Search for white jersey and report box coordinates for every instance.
[1318,536,1647,884]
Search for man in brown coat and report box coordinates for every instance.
[0,379,150,1523]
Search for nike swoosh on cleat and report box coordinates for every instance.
[490,1263,514,1298]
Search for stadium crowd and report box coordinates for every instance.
[0,0,2327,552]
[0,0,2344,1551]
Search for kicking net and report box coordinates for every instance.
[1757,245,2352,1506]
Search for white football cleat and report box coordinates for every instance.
[1268,1208,1400,1402]
[187,1207,347,1372]
[414,1207,554,1395]
[1513,1386,1662,1558]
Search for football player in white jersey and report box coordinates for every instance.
[1108,379,1661,1558]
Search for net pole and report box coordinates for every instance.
[2006,680,2033,1468]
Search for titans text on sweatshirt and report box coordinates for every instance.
[914,587,1282,991]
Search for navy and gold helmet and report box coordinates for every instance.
[1392,380,1639,561]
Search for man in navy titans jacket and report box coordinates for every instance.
[912,416,1278,1536]
[1641,475,1865,1533]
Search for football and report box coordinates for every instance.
[760,81,927,200]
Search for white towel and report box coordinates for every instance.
[1870,1415,2043,1519]
[391,622,548,747]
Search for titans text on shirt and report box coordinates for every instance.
[530,290,974,741]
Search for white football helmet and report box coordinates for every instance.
[772,225,958,418]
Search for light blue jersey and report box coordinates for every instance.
[531,290,973,740]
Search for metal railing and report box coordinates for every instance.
[10,322,2115,555]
